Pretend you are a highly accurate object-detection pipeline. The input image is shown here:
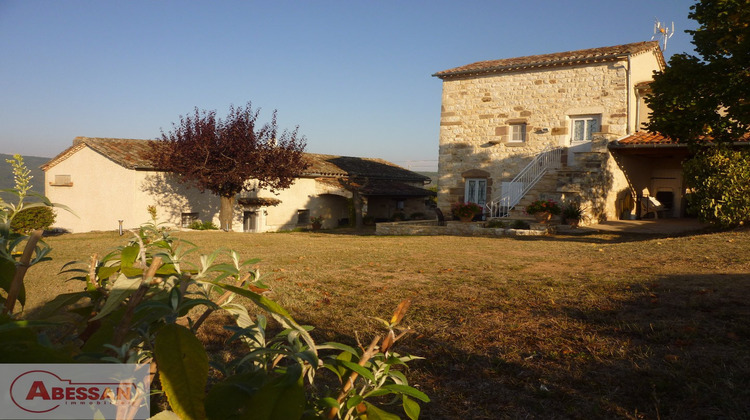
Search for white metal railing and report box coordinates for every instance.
[486,145,562,217]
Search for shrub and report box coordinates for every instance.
[391,212,407,221]
[410,212,427,220]
[10,206,56,234]
[2,213,429,419]
[451,202,483,219]
[485,219,506,228]
[511,220,530,229]
[561,202,584,222]
[525,199,561,215]
[363,215,375,226]
[189,220,218,230]
[683,148,750,227]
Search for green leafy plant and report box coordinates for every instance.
[311,216,324,224]
[683,148,750,227]
[10,206,56,234]
[484,219,506,228]
[1,155,68,316]
[189,220,219,230]
[409,212,427,220]
[450,202,482,219]
[561,202,583,223]
[525,199,561,216]
[1,210,428,419]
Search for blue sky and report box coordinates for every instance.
[0,0,698,171]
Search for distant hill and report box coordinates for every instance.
[0,154,50,199]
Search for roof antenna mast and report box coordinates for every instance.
[652,18,674,51]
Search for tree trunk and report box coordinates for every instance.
[219,195,235,231]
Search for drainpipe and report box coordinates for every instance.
[626,53,632,135]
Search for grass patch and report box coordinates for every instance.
[22,228,750,418]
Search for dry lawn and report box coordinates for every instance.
[23,227,750,419]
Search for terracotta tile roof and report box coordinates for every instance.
[433,41,662,79]
[302,153,428,181]
[313,177,435,197]
[43,138,429,183]
[42,137,158,170]
[357,179,436,197]
[612,131,750,148]
[614,131,675,146]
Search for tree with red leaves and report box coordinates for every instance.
[152,102,308,230]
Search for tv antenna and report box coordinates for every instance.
[652,19,674,51]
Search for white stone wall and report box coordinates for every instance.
[45,147,230,232]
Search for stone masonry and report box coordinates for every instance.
[433,42,665,223]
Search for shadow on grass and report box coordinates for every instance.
[358,273,750,419]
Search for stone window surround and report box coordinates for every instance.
[509,122,527,143]
[494,118,531,147]
[568,114,602,143]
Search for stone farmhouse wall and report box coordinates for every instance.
[437,51,661,222]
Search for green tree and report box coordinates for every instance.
[151,102,308,230]
[646,0,750,227]
[683,148,750,227]
[646,0,749,145]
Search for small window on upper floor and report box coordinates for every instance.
[50,174,73,186]
[509,123,527,143]
[570,115,601,143]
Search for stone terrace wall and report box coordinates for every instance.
[376,220,548,237]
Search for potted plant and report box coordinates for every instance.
[525,199,561,223]
[562,202,584,227]
[310,215,324,231]
[451,201,483,222]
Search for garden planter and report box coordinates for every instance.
[533,211,552,223]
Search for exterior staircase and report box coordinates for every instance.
[485,142,610,221]
[485,145,562,218]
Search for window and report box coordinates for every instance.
[50,174,73,186]
[181,212,199,228]
[297,209,310,225]
[509,123,526,143]
[464,178,487,206]
[570,115,600,142]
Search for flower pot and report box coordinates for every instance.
[459,215,474,223]
[311,222,322,231]
[533,211,552,223]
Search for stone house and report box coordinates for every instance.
[432,41,666,223]
[42,137,433,233]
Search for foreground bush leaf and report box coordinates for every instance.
[382,384,430,402]
[244,374,305,420]
[90,273,140,321]
[362,402,401,420]
[155,324,208,420]
[205,371,266,420]
[148,411,181,420]
[402,395,420,420]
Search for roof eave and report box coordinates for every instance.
[433,52,629,80]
